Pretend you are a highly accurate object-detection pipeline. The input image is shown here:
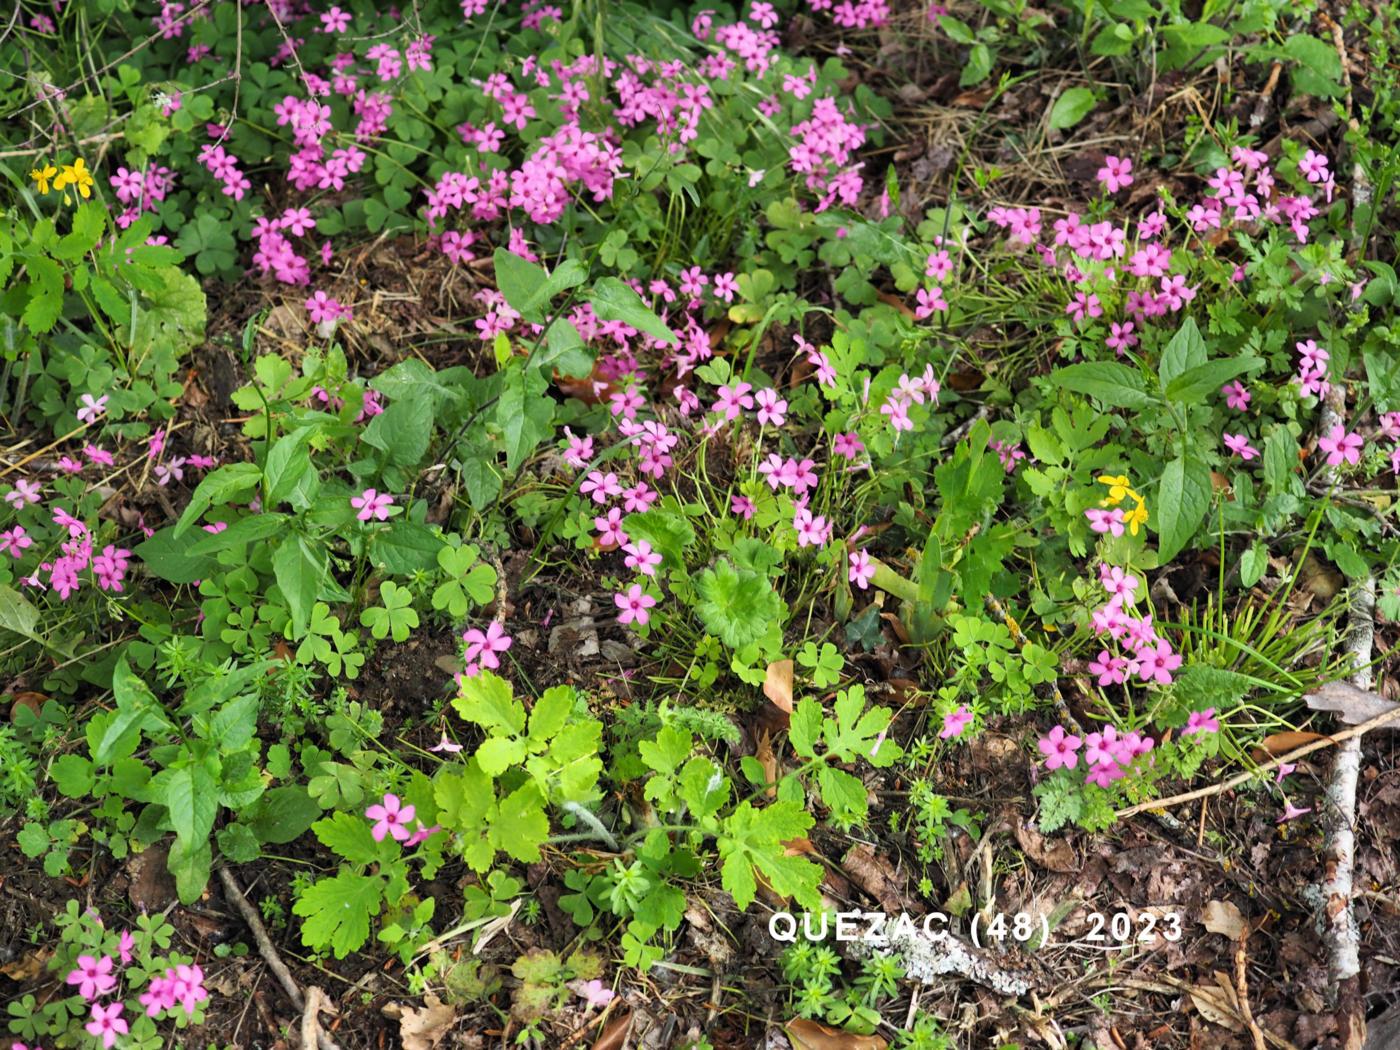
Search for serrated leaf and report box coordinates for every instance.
[293,870,385,958]
[313,812,382,864]
[452,670,525,735]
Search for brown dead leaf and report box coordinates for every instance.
[1200,900,1246,940]
[7,691,45,723]
[0,948,50,981]
[764,659,794,714]
[128,844,177,912]
[382,994,456,1050]
[1252,731,1329,761]
[1189,972,1246,1032]
[878,611,910,644]
[1305,681,1400,726]
[755,730,779,799]
[1297,552,1342,601]
[1013,821,1077,873]
[590,1009,632,1050]
[785,1018,888,1050]
[841,843,904,914]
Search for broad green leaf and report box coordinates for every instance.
[1163,356,1264,403]
[1155,456,1212,561]
[245,786,321,844]
[590,277,676,343]
[274,534,328,639]
[312,812,383,864]
[174,462,263,537]
[1158,317,1208,387]
[1048,87,1096,131]
[1050,362,1153,409]
[293,870,385,958]
[452,670,525,735]
[186,513,289,556]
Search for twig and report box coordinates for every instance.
[1115,701,1400,819]
[1249,61,1283,129]
[1235,927,1266,1050]
[218,868,343,1050]
[300,986,325,1050]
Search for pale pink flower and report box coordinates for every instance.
[365,793,415,842]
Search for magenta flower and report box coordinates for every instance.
[1038,726,1082,770]
[594,507,628,547]
[940,705,973,740]
[85,1003,127,1048]
[351,488,393,521]
[1223,433,1259,461]
[366,793,415,842]
[117,929,134,965]
[614,584,657,626]
[1136,641,1182,685]
[1181,707,1220,736]
[580,470,623,504]
[754,388,788,427]
[623,540,663,577]
[848,550,875,590]
[1317,425,1363,466]
[463,621,512,671]
[833,432,864,460]
[429,731,464,754]
[4,478,40,508]
[1096,155,1134,193]
[66,955,116,1000]
[712,381,754,422]
[305,290,345,324]
[1222,381,1251,411]
[731,495,755,520]
[1085,507,1125,536]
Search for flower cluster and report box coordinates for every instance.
[1084,474,1149,538]
[1084,560,1182,688]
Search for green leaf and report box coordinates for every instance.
[216,824,261,863]
[136,526,218,583]
[155,762,219,858]
[1050,362,1153,409]
[0,584,42,644]
[717,800,819,911]
[494,783,550,862]
[1048,87,1096,131]
[312,812,382,864]
[493,248,585,323]
[51,754,95,798]
[274,534,328,638]
[186,513,289,556]
[294,870,385,958]
[53,202,106,260]
[174,462,263,537]
[476,736,527,776]
[452,670,525,735]
[1155,456,1212,561]
[534,318,594,378]
[168,836,213,905]
[1158,317,1208,387]
[370,522,441,574]
[93,656,168,764]
[695,560,785,649]
[264,428,317,509]
[589,277,677,343]
[245,786,321,844]
[497,367,554,473]
[362,398,434,467]
[1283,34,1343,99]
[1163,356,1264,403]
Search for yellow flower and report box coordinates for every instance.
[1124,497,1149,536]
[1096,474,1131,506]
[53,158,94,199]
[29,163,57,194]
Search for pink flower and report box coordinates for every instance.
[85,1003,127,1049]
[1087,650,1130,686]
[793,507,830,548]
[1181,707,1219,736]
[1298,150,1330,183]
[594,507,628,547]
[1038,726,1081,770]
[463,621,512,671]
[713,272,738,301]
[1317,425,1363,466]
[833,432,864,460]
[580,470,623,504]
[1085,507,1125,536]
[848,550,875,589]
[305,290,345,324]
[1136,641,1182,685]
[1278,801,1312,823]
[940,705,973,740]
[66,955,116,1000]
[429,731,463,754]
[351,488,393,521]
[754,388,787,426]
[731,495,755,520]
[562,427,594,469]
[623,540,662,577]
[366,793,415,842]
[712,382,754,422]
[76,393,108,423]
[4,478,40,509]
[1223,433,1259,461]
[1222,381,1251,411]
[1096,155,1134,193]
[117,930,134,965]
[578,978,615,1007]
[614,584,656,626]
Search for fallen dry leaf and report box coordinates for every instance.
[382,994,456,1050]
[764,659,794,714]
[785,1017,888,1050]
[755,730,779,798]
[7,691,46,723]
[1252,730,1329,760]
[1305,681,1400,726]
[1188,972,1246,1032]
[590,1009,632,1050]
[0,948,50,981]
[1014,821,1077,873]
[842,843,904,914]
[1200,900,1246,940]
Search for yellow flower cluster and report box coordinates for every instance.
[1097,474,1148,536]
[30,158,94,199]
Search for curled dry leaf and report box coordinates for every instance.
[7,690,46,723]
[1200,899,1247,940]
[785,1017,888,1050]
[1188,971,1246,1032]
[381,993,456,1050]
[841,843,905,914]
